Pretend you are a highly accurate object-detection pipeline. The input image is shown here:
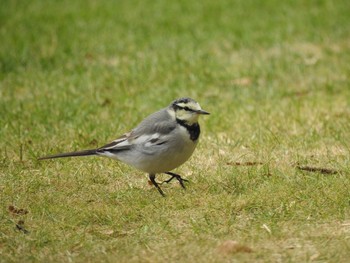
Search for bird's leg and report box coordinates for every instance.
[149,174,165,197]
[161,172,189,189]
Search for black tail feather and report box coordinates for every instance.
[38,149,97,160]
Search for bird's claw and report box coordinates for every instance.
[161,172,189,189]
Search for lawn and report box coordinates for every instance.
[1,0,350,262]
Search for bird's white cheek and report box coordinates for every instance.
[185,113,199,124]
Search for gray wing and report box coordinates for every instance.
[97,108,176,154]
[129,108,176,139]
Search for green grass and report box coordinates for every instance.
[1,0,350,262]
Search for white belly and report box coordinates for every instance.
[108,126,199,174]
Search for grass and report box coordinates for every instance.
[1,0,350,262]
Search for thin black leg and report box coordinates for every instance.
[149,174,165,197]
[162,172,189,189]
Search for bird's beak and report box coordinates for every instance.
[197,109,210,115]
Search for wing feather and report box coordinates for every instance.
[97,108,176,155]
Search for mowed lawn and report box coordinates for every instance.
[1,0,350,262]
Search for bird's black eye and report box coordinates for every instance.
[174,104,195,112]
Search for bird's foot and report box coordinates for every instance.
[160,172,189,189]
[149,174,165,197]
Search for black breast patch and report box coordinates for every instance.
[176,119,201,141]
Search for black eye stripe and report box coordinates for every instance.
[176,105,195,112]
[187,107,196,112]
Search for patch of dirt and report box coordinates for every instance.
[217,240,253,255]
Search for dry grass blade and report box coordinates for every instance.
[15,220,29,234]
[227,162,264,166]
[296,166,339,175]
[8,205,28,215]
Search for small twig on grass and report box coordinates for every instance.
[227,162,264,166]
[15,220,29,234]
[8,205,28,215]
[261,223,272,234]
[296,165,338,175]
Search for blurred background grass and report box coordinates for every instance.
[1,0,349,262]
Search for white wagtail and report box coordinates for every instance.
[39,98,209,196]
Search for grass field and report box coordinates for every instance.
[1,0,350,262]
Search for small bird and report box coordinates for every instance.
[39,98,209,196]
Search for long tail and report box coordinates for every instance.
[38,149,97,160]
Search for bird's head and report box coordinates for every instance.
[169,97,210,125]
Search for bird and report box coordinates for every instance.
[38,97,210,196]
